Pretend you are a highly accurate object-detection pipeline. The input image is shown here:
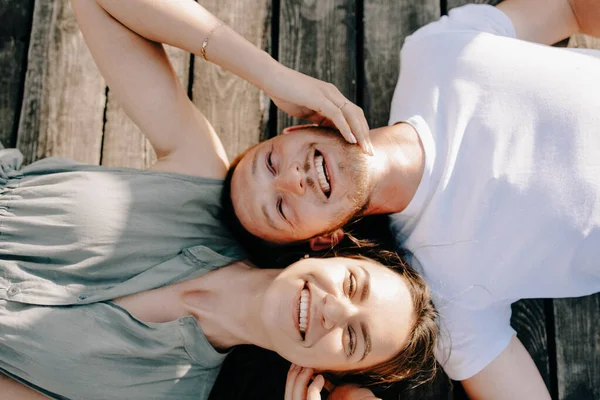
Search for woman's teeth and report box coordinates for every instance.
[315,154,331,197]
[299,288,309,336]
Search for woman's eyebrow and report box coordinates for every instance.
[359,321,372,362]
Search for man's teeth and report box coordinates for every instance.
[299,288,309,334]
[315,155,331,196]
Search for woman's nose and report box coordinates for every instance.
[275,163,305,195]
[322,293,354,330]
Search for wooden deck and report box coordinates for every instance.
[0,0,599,399]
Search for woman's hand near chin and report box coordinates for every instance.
[327,384,381,400]
[285,364,326,400]
[262,64,373,156]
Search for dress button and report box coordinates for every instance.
[7,286,20,297]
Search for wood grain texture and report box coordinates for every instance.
[510,299,551,388]
[192,0,271,161]
[277,0,357,132]
[554,295,600,400]
[101,46,190,168]
[362,0,439,128]
[446,0,502,11]
[551,32,600,400]
[363,2,449,398]
[17,0,106,164]
[568,34,600,49]
[0,0,35,147]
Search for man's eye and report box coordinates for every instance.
[277,197,285,220]
[267,151,275,174]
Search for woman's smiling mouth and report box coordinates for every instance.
[298,284,310,340]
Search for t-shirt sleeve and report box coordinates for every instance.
[406,4,516,45]
[435,303,516,381]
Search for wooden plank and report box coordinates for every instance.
[444,3,553,397]
[510,300,551,388]
[363,1,447,398]
[362,0,439,129]
[277,0,357,132]
[101,46,190,168]
[554,295,600,400]
[0,0,35,147]
[17,0,106,164]
[552,33,600,400]
[568,34,600,49]
[447,0,502,11]
[191,0,271,161]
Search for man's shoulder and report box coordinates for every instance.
[405,4,515,48]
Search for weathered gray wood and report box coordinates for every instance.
[554,295,600,400]
[101,46,190,168]
[0,0,35,147]
[510,299,551,388]
[568,34,600,49]
[447,0,502,11]
[551,33,600,400]
[444,2,554,395]
[277,0,357,133]
[363,1,447,398]
[191,0,271,161]
[17,0,106,164]
[362,0,439,128]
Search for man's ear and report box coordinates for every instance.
[282,124,318,134]
[308,228,345,251]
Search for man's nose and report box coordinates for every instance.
[322,293,355,330]
[275,163,305,196]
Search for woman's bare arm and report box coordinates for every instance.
[72,0,229,178]
[0,374,50,400]
[72,0,372,179]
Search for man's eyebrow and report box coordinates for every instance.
[252,147,259,176]
[261,204,277,230]
[359,265,371,302]
[359,321,372,362]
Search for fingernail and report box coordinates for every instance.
[349,135,357,144]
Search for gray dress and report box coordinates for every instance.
[0,149,246,400]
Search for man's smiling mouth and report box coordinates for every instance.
[314,150,331,198]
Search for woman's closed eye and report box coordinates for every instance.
[345,325,357,357]
[345,271,357,298]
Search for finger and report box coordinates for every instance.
[344,104,373,155]
[319,100,356,145]
[307,375,325,400]
[292,367,314,400]
[285,364,301,400]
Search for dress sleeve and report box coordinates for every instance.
[435,302,516,381]
[406,4,516,45]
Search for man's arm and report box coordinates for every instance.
[0,374,49,400]
[496,0,598,44]
[461,335,551,400]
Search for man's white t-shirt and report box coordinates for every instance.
[388,4,600,380]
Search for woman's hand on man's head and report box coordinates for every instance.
[262,65,373,155]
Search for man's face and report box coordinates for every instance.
[231,128,370,243]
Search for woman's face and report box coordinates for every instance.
[260,256,414,372]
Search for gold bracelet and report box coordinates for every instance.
[201,22,224,61]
